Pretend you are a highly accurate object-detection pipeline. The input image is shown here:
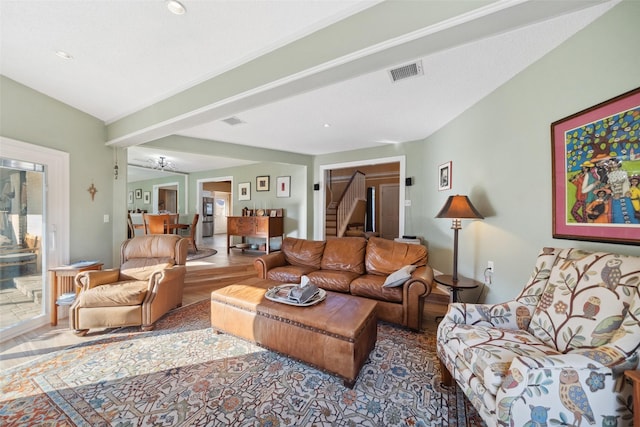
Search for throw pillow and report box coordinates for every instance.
[382,264,417,288]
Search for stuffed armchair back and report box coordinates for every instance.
[70,234,188,335]
[437,247,640,427]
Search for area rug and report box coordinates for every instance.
[186,247,217,261]
[0,300,485,426]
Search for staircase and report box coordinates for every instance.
[325,203,338,238]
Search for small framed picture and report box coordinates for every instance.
[135,188,143,199]
[270,210,277,217]
[238,182,251,201]
[276,176,290,198]
[438,162,452,191]
[128,191,133,204]
[256,175,270,192]
[143,191,151,204]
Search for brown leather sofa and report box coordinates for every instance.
[254,236,433,330]
[70,234,188,335]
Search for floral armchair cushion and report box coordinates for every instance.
[437,247,640,427]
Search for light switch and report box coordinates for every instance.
[104,214,110,223]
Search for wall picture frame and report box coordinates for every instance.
[238,182,251,201]
[551,87,640,245]
[276,176,290,198]
[256,175,270,192]
[438,161,452,191]
[135,188,142,199]
[128,191,133,204]
[143,191,151,204]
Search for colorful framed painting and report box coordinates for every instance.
[551,87,640,245]
[438,161,452,191]
[238,182,251,201]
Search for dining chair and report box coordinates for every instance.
[143,213,170,234]
[168,213,179,234]
[186,213,199,252]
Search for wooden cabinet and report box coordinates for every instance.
[227,216,284,254]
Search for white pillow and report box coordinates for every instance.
[382,265,417,288]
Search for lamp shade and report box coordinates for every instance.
[436,195,484,219]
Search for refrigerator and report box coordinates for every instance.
[202,197,214,237]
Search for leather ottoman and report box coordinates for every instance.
[210,277,377,387]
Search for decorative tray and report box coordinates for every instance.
[265,284,326,307]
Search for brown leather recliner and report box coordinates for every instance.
[70,234,188,335]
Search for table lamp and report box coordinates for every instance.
[435,195,484,281]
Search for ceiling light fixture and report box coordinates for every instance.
[323,123,331,128]
[55,50,73,60]
[148,156,176,171]
[166,0,186,15]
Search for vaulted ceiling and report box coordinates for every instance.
[0,0,619,181]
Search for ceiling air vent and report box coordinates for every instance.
[388,60,423,83]
[221,116,245,126]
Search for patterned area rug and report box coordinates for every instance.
[0,300,485,426]
[186,247,217,261]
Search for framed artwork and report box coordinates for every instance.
[238,182,251,201]
[551,87,640,245]
[135,188,142,199]
[256,175,270,192]
[128,191,133,204]
[276,176,290,198]
[143,191,151,204]
[438,161,452,191]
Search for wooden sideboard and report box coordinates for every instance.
[227,216,284,254]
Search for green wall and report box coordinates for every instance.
[0,75,119,267]
[315,0,640,303]
[1,0,638,299]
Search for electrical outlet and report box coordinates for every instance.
[487,261,494,273]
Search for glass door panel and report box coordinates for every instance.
[0,159,45,332]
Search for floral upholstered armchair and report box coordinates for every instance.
[437,248,639,427]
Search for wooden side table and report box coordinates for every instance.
[625,370,640,427]
[434,274,481,303]
[49,262,103,326]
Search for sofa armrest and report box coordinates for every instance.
[400,266,433,330]
[441,300,529,330]
[74,269,120,291]
[253,252,287,279]
[495,353,633,426]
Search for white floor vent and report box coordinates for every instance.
[388,60,423,83]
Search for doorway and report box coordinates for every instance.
[318,156,405,240]
[0,137,69,340]
[379,183,400,239]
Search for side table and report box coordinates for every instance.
[49,262,103,326]
[434,274,481,303]
[625,370,639,427]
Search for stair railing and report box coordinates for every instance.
[336,171,366,237]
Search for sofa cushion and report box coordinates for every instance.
[120,259,175,281]
[383,265,417,288]
[320,237,366,274]
[350,274,403,303]
[528,249,640,353]
[281,238,326,269]
[75,280,148,307]
[307,270,360,293]
[266,265,318,284]
[365,237,427,275]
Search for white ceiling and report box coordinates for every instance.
[0,0,619,178]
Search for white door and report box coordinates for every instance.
[379,184,399,239]
[213,192,230,234]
